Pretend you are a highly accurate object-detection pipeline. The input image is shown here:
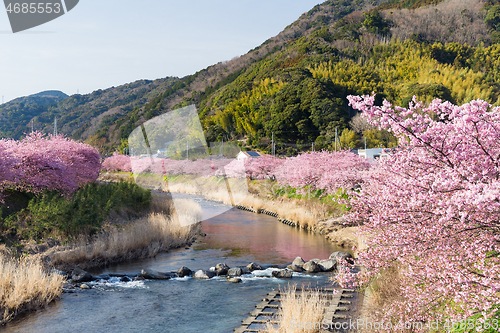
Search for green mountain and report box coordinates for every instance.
[94,0,500,154]
[0,91,68,138]
[4,0,500,155]
[0,78,179,146]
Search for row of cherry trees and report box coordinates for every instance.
[0,132,101,201]
[340,94,500,324]
[102,149,370,195]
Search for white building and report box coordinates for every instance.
[357,148,390,161]
[236,151,262,161]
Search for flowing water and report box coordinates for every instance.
[4,194,341,333]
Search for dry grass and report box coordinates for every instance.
[364,263,404,315]
[0,256,65,325]
[48,197,202,270]
[262,287,326,333]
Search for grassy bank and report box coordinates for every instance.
[0,181,202,325]
[47,196,201,271]
[0,253,65,325]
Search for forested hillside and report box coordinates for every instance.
[3,0,500,154]
[0,78,179,150]
[100,0,500,154]
[0,91,68,138]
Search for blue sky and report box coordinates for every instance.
[0,0,324,103]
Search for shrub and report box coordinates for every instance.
[5,182,151,241]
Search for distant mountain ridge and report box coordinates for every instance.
[0,78,179,144]
[29,90,68,99]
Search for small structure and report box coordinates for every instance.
[237,151,262,161]
[357,148,390,161]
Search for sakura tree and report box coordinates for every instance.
[344,94,500,323]
[0,139,19,202]
[274,151,370,194]
[102,153,132,172]
[9,132,100,196]
[245,154,284,180]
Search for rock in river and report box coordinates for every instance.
[287,264,304,272]
[272,270,293,279]
[303,260,322,273]
[227,277,242,283]
[246,262,263,271]
[227,267,243,277]
[318,259,336,272]
[329,251,354,264]
[215,263,230,276]
[177,266,192,278]
[141,269,172,280]
[193,270,215,279]
[71,268,93,283]
[292,257,306,268]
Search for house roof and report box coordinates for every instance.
[246,151,260,157]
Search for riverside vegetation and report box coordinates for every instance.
[0,133,201,325]
[102,95,500,331]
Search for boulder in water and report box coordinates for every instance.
[303,260,322,273]
[292,257,306,268]
[177,266,192,278]
[215,263,230,276]
[272,270,293,279]
[227,277,242,283]
[287,264,304,272]
[318,259,336,272]
[71,268,93,283]
[247,262,263,271]
[141,269,172,280]
[329,251,354,264]
[227,267,243,277]
[193,270,215,279]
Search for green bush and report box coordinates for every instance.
[2,182,151,241]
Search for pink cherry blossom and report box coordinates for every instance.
[342,94,500,325]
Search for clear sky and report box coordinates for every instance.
[0,0,324,103]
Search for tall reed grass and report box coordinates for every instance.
[48,197,202,270]
[0,256,65,325]
[262,287,326,333]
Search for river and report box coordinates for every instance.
[4,194,341,333]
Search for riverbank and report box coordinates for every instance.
[43,196,202,272]
[100,172,363,255]
[0,189,202,325]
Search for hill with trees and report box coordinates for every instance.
[96,0,500,155]
[3,0,500,155]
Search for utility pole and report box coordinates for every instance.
[335,127,338,151]
[187,140,189,160]
[272,132,275,157]
[53,117,57,136]
[31,119,34,133]
[312,142,314,152]
[364,137,367,150]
